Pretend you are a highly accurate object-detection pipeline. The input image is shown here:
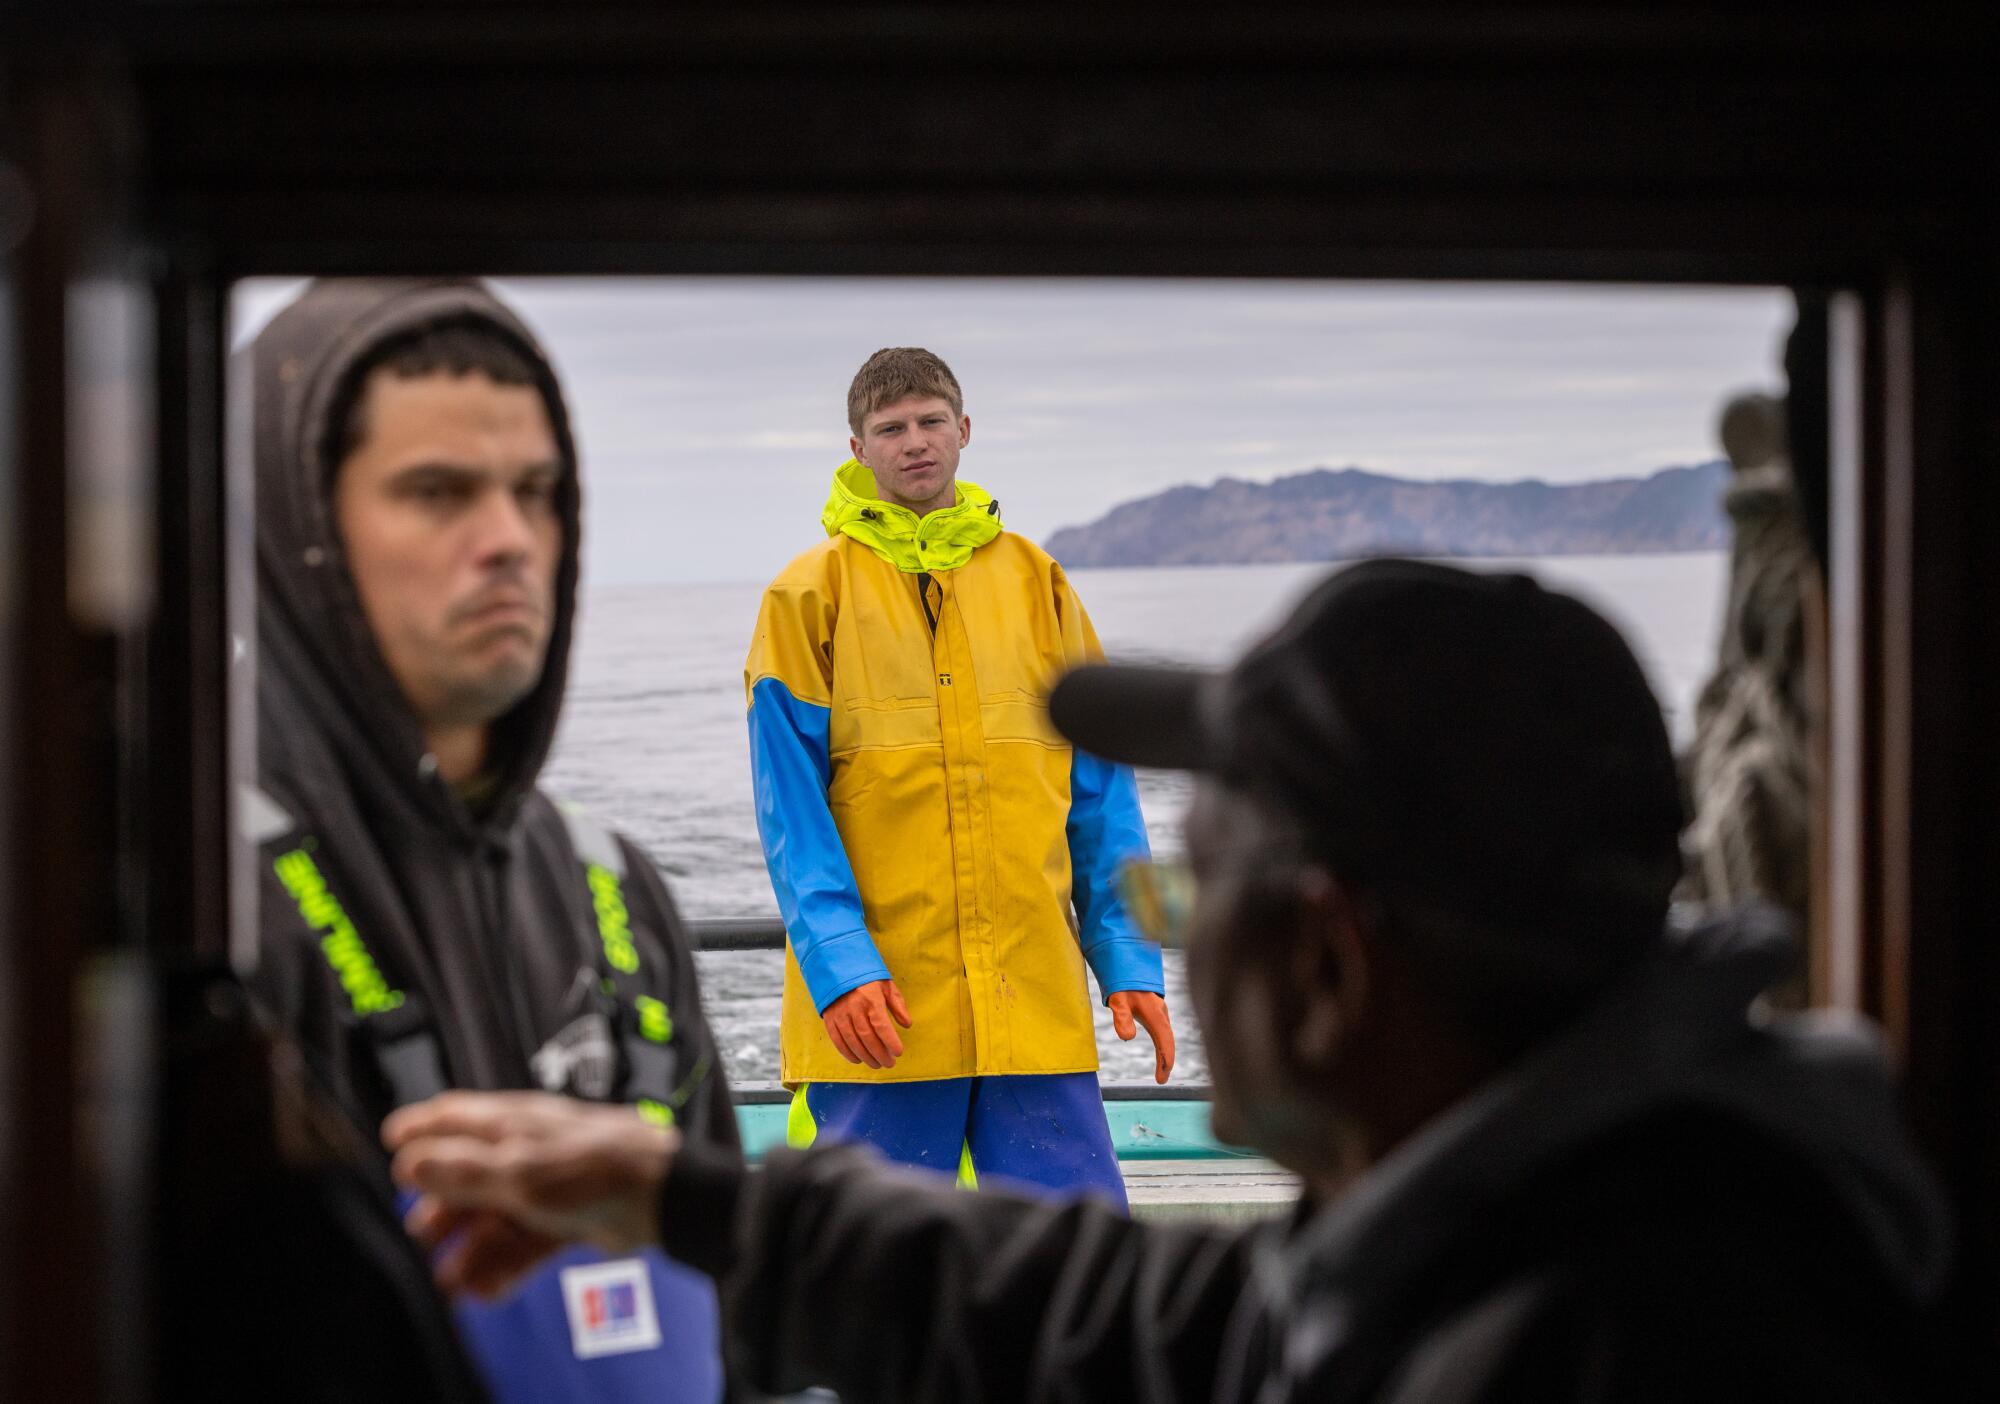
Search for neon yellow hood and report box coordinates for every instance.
[821,458,1002,573]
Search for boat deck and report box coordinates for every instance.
[1123,1157,1298,1223]
[734,1093,1297,1222]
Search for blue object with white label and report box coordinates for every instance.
[400,1188,723,1404]
[452,1245,721,1404]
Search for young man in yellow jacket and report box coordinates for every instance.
[744,347,1174,1205]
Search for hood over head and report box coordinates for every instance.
[250,279,581,832]
[821,457,1002,573]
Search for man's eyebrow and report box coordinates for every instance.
[385,459,563,482]
[386,461,487,483]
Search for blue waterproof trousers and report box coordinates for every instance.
[789,1072,1128,1209]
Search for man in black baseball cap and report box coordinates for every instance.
[384,558,1958,1402]
[1051,559,1693,1159]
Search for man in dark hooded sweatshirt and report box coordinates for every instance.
[245,279,738,1404]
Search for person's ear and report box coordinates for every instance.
[958,414,971,449]
[849,433,866,466]
[1287,868,1369,1072]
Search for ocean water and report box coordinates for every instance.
[544,553,1727,1089]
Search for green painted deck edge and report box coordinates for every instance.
[734,1097,1253,1163]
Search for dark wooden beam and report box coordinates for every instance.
[1880,260,2000,1342]
[146,261,232,965]
[160,187,1971,285]
[0,65,100,1404]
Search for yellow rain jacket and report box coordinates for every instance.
[745,461,1162,1085]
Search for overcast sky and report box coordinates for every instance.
[233,278,1791,586]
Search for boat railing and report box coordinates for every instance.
[688,918,1248,1170]
[690,916,792,951]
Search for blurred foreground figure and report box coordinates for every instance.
[391,559,1955,1402]
[246,280,737,1403]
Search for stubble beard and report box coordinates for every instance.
[432,632,548,728]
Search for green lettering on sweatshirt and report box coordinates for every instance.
[274,847,405,1016]
[586,863,640,975]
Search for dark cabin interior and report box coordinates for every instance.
[3,4,1996,1395]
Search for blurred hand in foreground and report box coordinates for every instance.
[383,1091,675,1298]
[1108,991,1176,1084]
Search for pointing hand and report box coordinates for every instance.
[384,1091,674,1298]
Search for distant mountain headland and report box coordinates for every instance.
[1042,461,1731,568]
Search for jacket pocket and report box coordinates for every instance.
[831,694,942,754]
[978,688,1064,748]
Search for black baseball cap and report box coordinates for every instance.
[1049,558,1685,941]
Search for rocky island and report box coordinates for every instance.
[1043,461,1730,568]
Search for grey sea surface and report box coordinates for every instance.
[544,553,1727,1090]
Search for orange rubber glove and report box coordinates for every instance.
[822,978,913,1069]
[1109,990,1176,1084]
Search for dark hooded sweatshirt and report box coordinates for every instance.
[244,277,737,1153]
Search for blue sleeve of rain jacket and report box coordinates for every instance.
[748,677,892,1014]
[1067,750,1166,1002]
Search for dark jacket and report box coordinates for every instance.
[661,912,1958,1402]
[244,278,736,1149]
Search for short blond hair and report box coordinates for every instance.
[847,347,963,435]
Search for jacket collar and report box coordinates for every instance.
[821,458,1002,573]
[1259,909,1950,1333]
